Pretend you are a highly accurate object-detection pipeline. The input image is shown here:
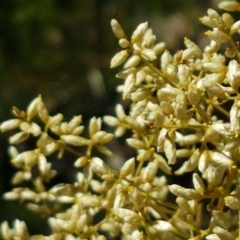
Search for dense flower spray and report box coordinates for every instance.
[1,1,240,239]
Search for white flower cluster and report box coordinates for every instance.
[2,1,240,239]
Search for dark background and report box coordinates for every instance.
[0,0,219,237]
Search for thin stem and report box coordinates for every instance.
[140,57,178,88]
[229,37,240,63]
[212,104,230,118]
[134,155,144,177]
[196,202,203,229]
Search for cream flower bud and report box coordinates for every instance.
[155,154,172,174]
[111,19,125,39]
[176,197,197,214]
[225,196,240,209]
[230,20,240,34]
[115,126,126,137]
[212,210,231,229]
[192,173,205,195]
[38,100,49,123]
[182,48,196,60]
[131,230,144,240]
[114,208,141,223]
[110,50,129,68]
[202,62,226,73]
[218,1,240,12]
[213,226,235,240]
[0,119,21,132]
[124,55,141,68]
[125,116,144,132]
[207,8,219,19]
[177,133,200,146]
[47,113,63,128]
[130,187,144,210]
[143,29,156,48]
[90,157,109,177]
[27,96,40,120]
[187,82,202,105]
[225,136,240,150]
[169,184,201,200]
[130,100,147,117]
[206,234,221,240]
[175,92,187,121]
[3,191,19,200]
[203,165,226,185]
[67,115,82,129]
[103,116,120,127]
[205,29,229,43]
[61,135,90,146]
[141,48,157,61]
[76,213,88,232]
[230,101,240,132]
[38,153,47,173]
[123,72,136,98]
[116,67,137,79]
[164,135,176,164]
[227,60,240,89]
[116,104,126,121]
[9,132,29,144]
[72,125,84,135]
[131,22,148,43]
[152,220,173,231]
[74,156,89,167]
[161,50,173,70]
[127,138,146,149]
[184,38,202,57]
[157,128,168,152]
[137,149,154,162]
[80,195,100,208]
[92,131,113,144]
[21,189,37,200]
[222,13,234,29]
[120,157,135,178]
[210,151,232,168]
[160,101,174,115]
[1,221,12,239]
[41,142,58,156]
[119,38,129,48]
[89,117,101,137]
[50,184,75,197]
[14,220,29,239]
[143,161,159,182]
[153,42,166,55]
[12,171,30,185]
[130,89,151,102]
[198,150,210,173]
[199,16,215,28]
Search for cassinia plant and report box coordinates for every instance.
[2,1,240,239]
